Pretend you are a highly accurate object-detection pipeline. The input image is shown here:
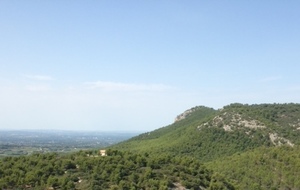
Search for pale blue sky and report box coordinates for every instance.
[0,1,300,131]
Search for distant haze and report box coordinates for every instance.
[0,1,300,131]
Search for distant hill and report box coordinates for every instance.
[112,103,300,161]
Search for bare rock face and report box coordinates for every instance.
[198,112,266,132]
[269,133,294,147]
[196,110,296,147]
[174,107,199,122]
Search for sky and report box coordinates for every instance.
[0,1,300,131]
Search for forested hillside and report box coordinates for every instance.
[112,103,300,161]
[111,103,300,189]
[205,146,300,190]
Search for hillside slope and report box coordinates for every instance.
[112,103,300,162]
[205,145,300,190]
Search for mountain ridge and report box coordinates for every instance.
[112,103,300,161]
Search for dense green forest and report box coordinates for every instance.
[205,146,300,190]
[0,150,234,190]
[1,103,300,189]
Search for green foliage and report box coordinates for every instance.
[206,146,300,190]
[0,150,233,189]
[209,173,235,190]
[112,106,220,161]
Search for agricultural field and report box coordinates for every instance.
[0,130,137,157]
